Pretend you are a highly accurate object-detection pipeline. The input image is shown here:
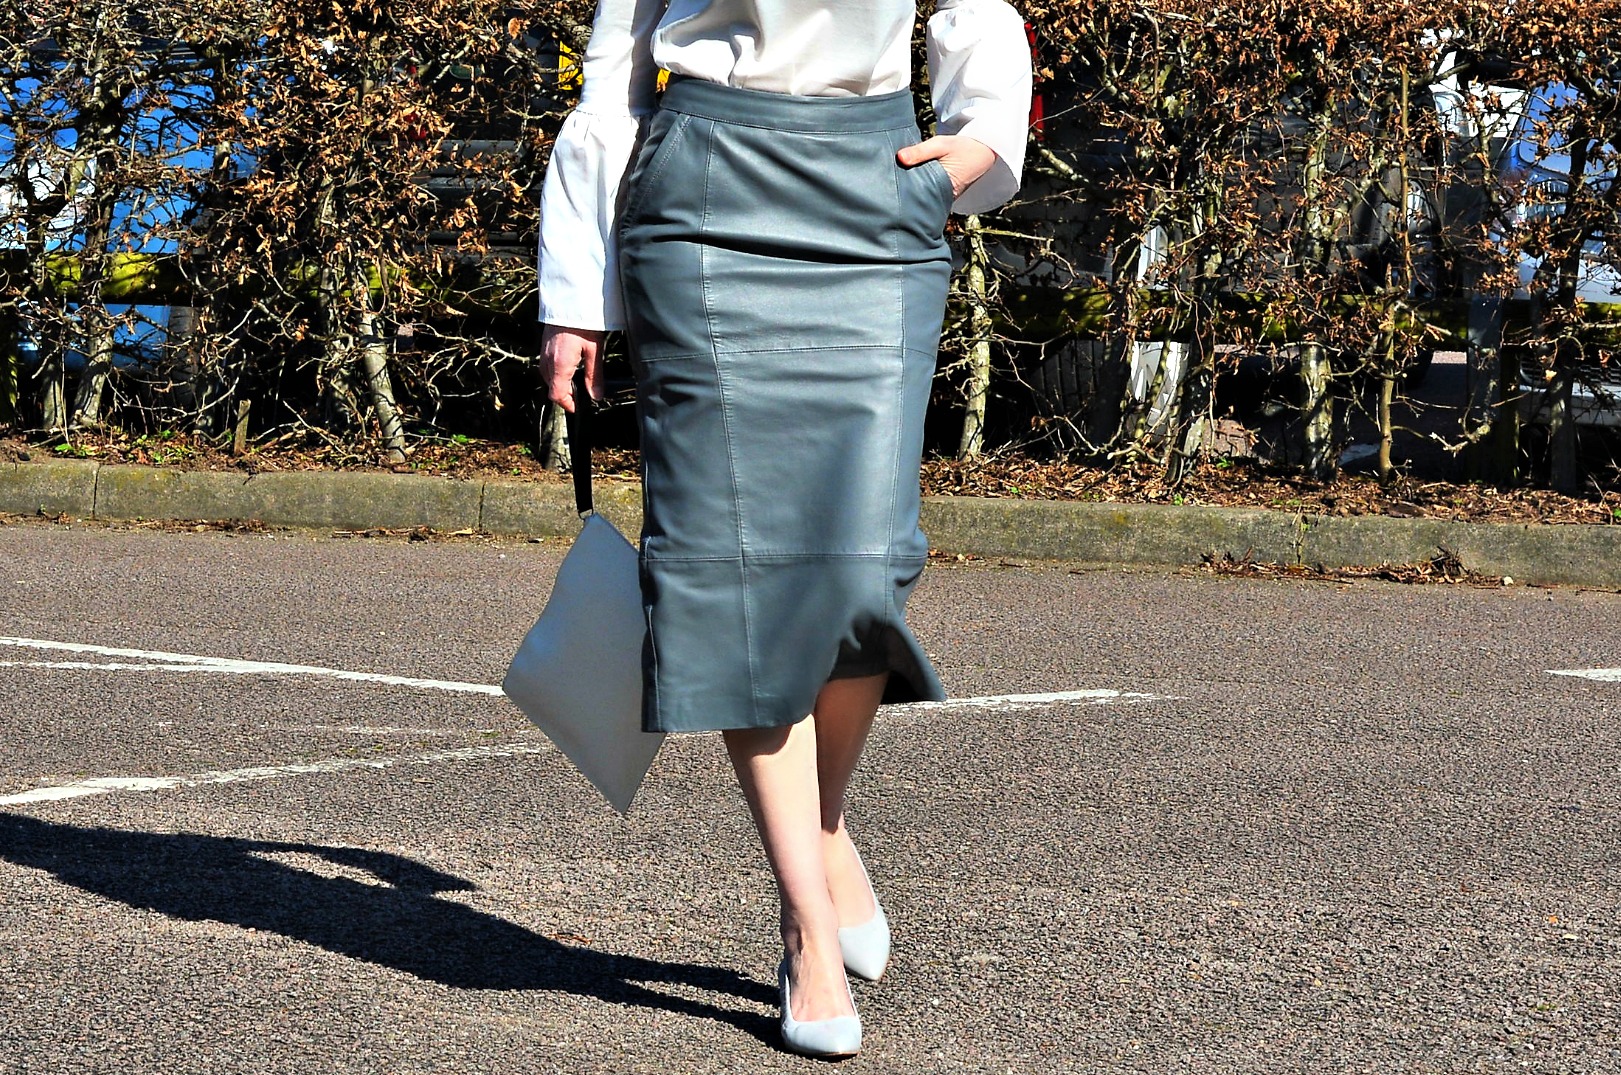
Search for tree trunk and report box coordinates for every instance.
[1463,294,1518,483]
[1379,63,1411,483]
[1545,120,1590,497]
[1122,341,1171,453]
[39,360,68,433]
[69,304,116,429]
[1300,342,1335,480]
[27,229,67,432]
[1547,363,1578,495]
[168,303,223,437]
[353,266,405,463]
[1294,87,1365,483]
[360,337,406,462]
[231,398,252,456]
[187,49,241,438]
[1377,368,1396,482]
[957,214,994,460]
[68,179,119,429]
[315,180,358,432]
[0,314,17,426]
[1169,355,1211,481]
[541,401,571,471]
[1169,183,1223,477]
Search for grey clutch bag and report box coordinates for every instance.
[502,392,664,813]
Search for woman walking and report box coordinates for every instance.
[537,0,1030,1057]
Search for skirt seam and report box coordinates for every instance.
[668,118,916,136]
[644,551,903,562]
[638,344,939,363]
[660,109,916,138]
[886,127,907,638]
[697,117,764,716]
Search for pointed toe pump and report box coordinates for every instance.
[837,848,891,981]
[837,902,891,982]
[778,959,862,1059]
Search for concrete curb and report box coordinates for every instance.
[4,458,1619,587]
[0,457,99,519]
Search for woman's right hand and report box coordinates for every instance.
[542,324,607,413]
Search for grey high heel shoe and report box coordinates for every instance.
[836,847,891,981]
[778,958,861,1059]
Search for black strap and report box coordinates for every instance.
[564,368,594,517]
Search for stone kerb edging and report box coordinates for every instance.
[917,495,1621,587]
[3,458,1620,587]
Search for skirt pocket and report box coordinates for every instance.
[621,111,696,226]
[921,157,957,218]
[895,152,954,241]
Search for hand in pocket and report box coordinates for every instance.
[896,135,998,198]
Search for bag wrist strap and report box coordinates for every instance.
[564,373,594,517]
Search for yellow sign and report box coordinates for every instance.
[557,42,582,90]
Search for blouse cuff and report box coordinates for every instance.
[538,108,647,331]
[944,114,1025,216]
[927,0,1033,215]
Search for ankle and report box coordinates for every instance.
[822,837,876,926]
[779,938,857,1022]
[781,911,840,955]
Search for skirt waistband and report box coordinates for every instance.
[659,75,919,134]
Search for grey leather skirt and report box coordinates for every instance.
[618,76,954,733]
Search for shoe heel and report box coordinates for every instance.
[778,958,861,1058]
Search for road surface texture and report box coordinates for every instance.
[1,519,1618,1074]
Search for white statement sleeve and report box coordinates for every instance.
[927,0,1033,215]
[538,0,666,330]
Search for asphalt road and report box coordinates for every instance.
[1,518,1618,1074]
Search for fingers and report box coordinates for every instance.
[896,135,998,198]
[542,327,580,415]
[541,324,603,414]
[582,343,605,403]
[895,136,949,168]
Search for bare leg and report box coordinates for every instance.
[811,673,887,927]
[724,718,854,1022]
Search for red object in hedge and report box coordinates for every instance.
[1027,21,1045,142]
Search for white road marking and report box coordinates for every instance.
[0,637,504,696]
[0,743,554,807]
[904,689,1158,711]
[0,660,271,673]
[0,638,1167,711]
[1548,668,1621,683]
[1,636,267,663]
[0,637,1170,809]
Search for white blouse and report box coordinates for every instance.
[539,0,1033,330]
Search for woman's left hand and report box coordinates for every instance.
[896,135,998,199]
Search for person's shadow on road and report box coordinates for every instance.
[0,812,777,1041]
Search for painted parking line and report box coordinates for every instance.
[0,688,1163,810]
[0,636,1170,809]
[0,743,554,808]
[0,636,504,696]
[0,637,1166,711]
[906,689,1157,712]
[1548,667,1621,683]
